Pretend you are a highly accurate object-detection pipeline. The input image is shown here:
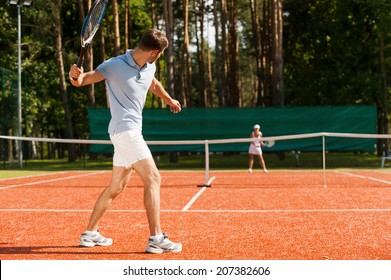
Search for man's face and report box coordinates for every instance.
[149,49,164,63]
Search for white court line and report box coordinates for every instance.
[182,176,215,211]
[335,171,391,185]
[0,172,106,190]
[1,208,391,213]
[182,187,207,211]
[0,171,68,181]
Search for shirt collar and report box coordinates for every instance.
[126,49,150,70]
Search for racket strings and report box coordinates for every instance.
[82,2,107,44]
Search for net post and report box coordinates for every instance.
[204,140,209,185]
[82,142,86,168]
[197,140,211,187]
[322,134,327,188]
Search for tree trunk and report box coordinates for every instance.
[164,0,175,98]
[87,0,95,107]
[220,0,228,106]
[379,29,389,155]
[207,37,213,106]
[227,0,240,107]
[99,20,109,108]
[261,0,272,106]
[150,0,158,108]
[250,0,263,107]
[213,0,223,107]
[125,0,129,51]
[151,0,156,27]
[272,0,283,106]
[77,0,85,28]
[112,0,121,56]
[182,0,192,107]
[53,0,75,161]
[198,0,207,107]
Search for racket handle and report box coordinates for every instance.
[77,46,87,68]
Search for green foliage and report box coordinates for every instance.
[283,0,391,108]
[0,0,390,144]
[0,8,17,68]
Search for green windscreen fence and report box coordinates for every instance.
[87,106,377,153]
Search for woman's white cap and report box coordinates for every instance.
[253,124,260,129]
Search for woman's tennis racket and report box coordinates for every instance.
[76,0,109,68]
[264,140,275,147]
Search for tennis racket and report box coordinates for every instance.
[264,140,275,147]
[76,0,109,68]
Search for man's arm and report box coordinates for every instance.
[149,77,181,113]
[69,64,105,87]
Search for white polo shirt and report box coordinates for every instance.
[97,50,156,135]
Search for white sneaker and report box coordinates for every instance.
[248,168,252,174]
[263,168,268,173]
[79,230,113,247]
[145,233,182,254]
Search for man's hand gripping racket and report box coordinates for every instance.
[70,0,108,81]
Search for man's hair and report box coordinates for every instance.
[139,29,168,52]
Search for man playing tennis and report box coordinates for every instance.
[69,29,182,253]
[248,124,268,173]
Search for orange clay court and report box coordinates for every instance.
[0,169,390,260]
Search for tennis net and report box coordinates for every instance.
[0,133,390,188]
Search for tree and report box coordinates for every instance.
[220,0,228,106]
[227,0,240,106]
[125,0,130,51]
[213,0,223,106]
[196,0,207,106]
[272,0,284,106]
[373,0,390,153]
[112,0,121,56]
[164,0,175,98]
[1,0,390,162]
[52,0,75,161]
[181,0,192,107]
[250,0,262,107]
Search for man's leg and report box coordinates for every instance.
[132,157,182,253]
[79,166,131,247]
[86,166,132,231]
[132,157,161,236]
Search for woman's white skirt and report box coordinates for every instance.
[248,144,262,155]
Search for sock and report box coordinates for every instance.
[85,230,98,236]
[150,233,164,242]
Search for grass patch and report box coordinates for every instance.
[1,151,386,180]
[0,151,384,171]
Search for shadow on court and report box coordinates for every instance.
[0,245,145,256]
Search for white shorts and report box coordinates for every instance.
[248,144,262,155]
[109,129,152,168]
